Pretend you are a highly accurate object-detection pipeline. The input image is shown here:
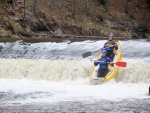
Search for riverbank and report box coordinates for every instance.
[0,0,149,40]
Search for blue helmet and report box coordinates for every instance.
[102,50,107,54]
[109,33,114,39]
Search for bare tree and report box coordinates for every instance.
[85,0,89,16]
[72,0,76,20]
[125,0,129,14]
[143,7,147,19]
[143,0,150,19]
[33,0,37,16]
[24,0,26,23]
[101,0,109,11]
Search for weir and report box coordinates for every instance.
[0,40,150,83]
[0,58,150,83]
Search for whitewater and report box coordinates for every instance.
[0,40,150,113]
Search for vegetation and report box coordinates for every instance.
[0,0,149,39]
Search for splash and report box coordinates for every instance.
[0,58,150,83]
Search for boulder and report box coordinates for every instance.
[54,29,63,36]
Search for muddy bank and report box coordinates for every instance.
[0,36,133,43]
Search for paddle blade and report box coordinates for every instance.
[82,52,92,58]
[115,62,127,67]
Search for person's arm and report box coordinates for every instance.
[113,42,118,50]
[94,59,101,66]
[100,43,106,51]
[103,43,106,48]
[107,58,114,67]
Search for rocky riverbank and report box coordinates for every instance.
[0,0,150,40]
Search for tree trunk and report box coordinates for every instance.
[125,0,129,14]
[52,0,55,8]
[11,0,14,8]
[72,0,76,20]
[101,0,109,11]
[143,7,147,19]
[85,0,88,16]
[24,0,26,23]
[33,0,37,16]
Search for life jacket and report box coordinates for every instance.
[105,41,114,47]
[99,57,109,69]
[94,57,114,70]
[104,41,116,51]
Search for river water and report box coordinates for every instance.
[0,40,150,113]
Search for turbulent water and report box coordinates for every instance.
[0,40,150,113]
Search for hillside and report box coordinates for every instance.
[0,0,149,40]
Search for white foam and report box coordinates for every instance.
[0,58,150,83]
[0,59,92,81]
[0,40,150,104]
[0,79,149,104]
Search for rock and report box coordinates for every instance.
[8,19,24,35]
[0,45,3,52]
[20,31,32,38]
[13,35,21,38]
[132,25,150,39]
[104,20,112,27]
[8,10,15,16]
[54,29,63,36]
[0,45,3,49]
[0,29,12,38]
[30,19,58,32]
[62,25,83,35]
[96,15,104,23]
[132,33,140,39]
[111,22,127,31]
[90,29,101,36]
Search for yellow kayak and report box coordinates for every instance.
[89,40,122,84]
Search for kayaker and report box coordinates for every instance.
[102,34,118,60]
[94,50,114,77]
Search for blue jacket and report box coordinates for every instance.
[103,41,118,51]
[94,57,114,70]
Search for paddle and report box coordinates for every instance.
[82,50,99,58]
[96,61,127,67]
[82,45,115,58]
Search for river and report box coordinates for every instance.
[0,40,150,113]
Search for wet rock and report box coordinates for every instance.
[0,45,3,52]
